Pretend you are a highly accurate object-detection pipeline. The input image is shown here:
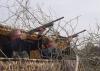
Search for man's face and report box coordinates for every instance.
[11,30,22,40]
[48,41,57,47]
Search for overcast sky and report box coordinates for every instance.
[30,0,100,32]
[0,0,100,34]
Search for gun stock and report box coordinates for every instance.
[28,17,64,34]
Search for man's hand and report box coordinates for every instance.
[38,27,46,35]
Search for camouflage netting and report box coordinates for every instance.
[0,58,77,71]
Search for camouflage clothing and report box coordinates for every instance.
[41,47,61,59]
[12,51,29,58]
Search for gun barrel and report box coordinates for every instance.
[75,29,86,35]
[48,17,64,24]
[60,29,86,39]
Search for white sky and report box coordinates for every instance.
[31,0,100,31]
[0,0,100,34]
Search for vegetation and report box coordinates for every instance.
[0,0,100,71]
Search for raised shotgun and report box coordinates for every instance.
[28,17,64,34]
